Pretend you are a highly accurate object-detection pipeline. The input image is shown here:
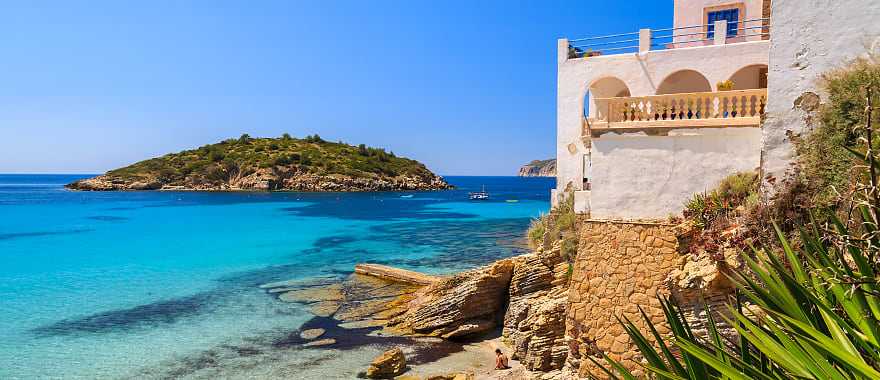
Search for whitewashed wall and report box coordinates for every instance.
[762,0,880,184]
[590,127,762,219]
[556,40,769,200]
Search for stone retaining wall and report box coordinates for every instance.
[564,220,681,378]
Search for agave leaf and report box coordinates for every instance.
[659,296,710,379]
[638,305,689,377]
[725,311,814,378]
[818,307,861,359]
[774,221,807,284]
[675,339,754,380]
[618,315,668,371]
[591,351,638,380]
[768,310,880,379]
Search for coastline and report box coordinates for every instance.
[258,268,529,379]
[262,241,569,380]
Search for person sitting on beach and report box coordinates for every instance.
[494,348,510,370]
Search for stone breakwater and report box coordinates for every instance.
[66,168,452,192]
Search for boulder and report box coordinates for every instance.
[299,328,325,340]
[438,318,495,339]
[366,347,407,379]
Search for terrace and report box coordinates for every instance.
[560,18,771,134]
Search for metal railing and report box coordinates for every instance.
[651,18,770,50]
[568,31,642,57]
[567,18,770,58]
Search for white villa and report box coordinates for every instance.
[555,0,772,219]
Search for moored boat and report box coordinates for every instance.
[468,185,490,200]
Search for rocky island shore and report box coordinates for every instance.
[66,134,452,192]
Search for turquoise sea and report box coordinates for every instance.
[0,174,553,379]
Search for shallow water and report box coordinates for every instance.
[0,174,552,379]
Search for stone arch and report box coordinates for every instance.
[584,76,632,119]
[727,64,769,90]
[656,70,712,95]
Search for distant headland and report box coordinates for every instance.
[66,134,452,192]
[517,159,556,177]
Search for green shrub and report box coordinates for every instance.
[527,193,578,262]
[796,58,880,205]
[560,235,577,262]
[208,150,225,163]
[684,171,759,229]
[527,215,546,249]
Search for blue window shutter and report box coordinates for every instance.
[707,9,740,39]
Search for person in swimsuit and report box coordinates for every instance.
[495,348,510,370]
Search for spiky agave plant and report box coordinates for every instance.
[598,212,880,379]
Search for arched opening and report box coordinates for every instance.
[727,64,769,90]
[584,77,631,120]
[656,70,712,95]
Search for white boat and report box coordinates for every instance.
[468,185,490,200]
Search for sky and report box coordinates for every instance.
[0,1,671,175]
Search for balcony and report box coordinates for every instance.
[588,89,767,132]
[566,18,770,58]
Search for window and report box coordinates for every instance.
[706,8,739,38]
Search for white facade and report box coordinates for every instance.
[556,0,770,219]
[590,128,762,219]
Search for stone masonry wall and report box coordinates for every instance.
[564,220,681,378]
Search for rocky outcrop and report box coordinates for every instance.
[67,168,451,192]
[382,238,571,374]
[263,273,421,329]
[502,241,570,372]
[366,348,407,379]
[387,260,515,338]
[518,159,556,177]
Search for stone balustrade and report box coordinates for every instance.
[590,88,767,131]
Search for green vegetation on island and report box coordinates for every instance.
[67,134,452,192]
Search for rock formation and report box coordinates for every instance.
[502,241,570,372]
[366,347,407,379]
[384,239,572,374]
[387,260,515,338]
[518,159,557,177]
[67,169,451,192]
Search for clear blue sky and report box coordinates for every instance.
[0,1,671,175]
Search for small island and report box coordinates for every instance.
[67,134,452,192]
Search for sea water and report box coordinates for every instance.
[0,174,553,379]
